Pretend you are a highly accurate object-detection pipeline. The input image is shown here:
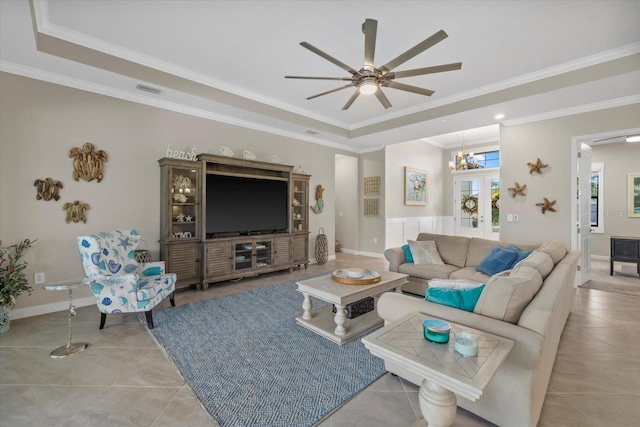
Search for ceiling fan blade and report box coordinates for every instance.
[375,89,392,109]
[385,81,435,96]
[342,90,360,110]
[363,19,378,71]
[380,30,448,72]
[307,83,354,100]
[300,42,361,76]
[285,76,353,81]
[389,62,462,79]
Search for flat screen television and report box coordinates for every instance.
[206,174,289,236]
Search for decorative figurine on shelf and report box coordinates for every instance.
[311,184,325,214]
[242,150,256,160]
[536,198,557,214]
[271,154,282,164]
[69,142,108,182]
[63,200,90,223]
[508,182,527,198]
[34,177,63,201]
[172,175,191,190]
[185,215,193,222]
[175,214,185,222]
[220,146,234,157]
[292,198,300,206]
[527,158,548,175]
[173,193,187,203]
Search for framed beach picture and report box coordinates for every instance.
[629,173,640,217]
[405,167,428,205]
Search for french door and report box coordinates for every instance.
[454,172,500,240]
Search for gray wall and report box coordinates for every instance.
[358,149,386,254]
[0,72,343,310]
[500,103,640,247]
[335,155,358,251]
[591,142,640,256]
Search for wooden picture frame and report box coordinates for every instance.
[629,173,640,217]
[364,198,379,216]
[364,176,380,195]
[405,167,427,205]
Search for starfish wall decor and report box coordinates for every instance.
[508,182,527,198]
[536,198,557,214]
[527,158,548,175]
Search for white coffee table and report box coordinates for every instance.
[362,312,514,427]
[295,271,408,345]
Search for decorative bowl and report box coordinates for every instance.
[345,268,366,279]
[422,319,451,343]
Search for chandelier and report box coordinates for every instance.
[449,131,479,171]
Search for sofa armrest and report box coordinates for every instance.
[384,247,406,272]
[136,261,166,277]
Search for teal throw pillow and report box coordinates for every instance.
[476,246,519,276]
[402,244,414,263]
[426,285,486,312]
[507,244,532,268]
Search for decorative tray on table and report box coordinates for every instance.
[331,268,381,285]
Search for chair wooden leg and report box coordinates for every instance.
[99,313,107,330]
[145,310,154,329]
[170,291,175,307]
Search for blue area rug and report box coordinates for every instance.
[149,277,385,427]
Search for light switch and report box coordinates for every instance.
[507,214,513,222]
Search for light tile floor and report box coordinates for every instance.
[1,255,639,426]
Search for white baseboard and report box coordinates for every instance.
[10,296,96,320]
[591,255,609,261]
[336,248,384,258]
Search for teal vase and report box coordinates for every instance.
[0,305,10,333]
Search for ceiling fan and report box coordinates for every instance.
[285,19,462,110]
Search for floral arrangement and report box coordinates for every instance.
[0,239,36,308]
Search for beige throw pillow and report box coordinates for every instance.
[408,240,445,266]
[473,266,543,324]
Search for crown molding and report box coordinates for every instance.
[1,61,362,154]
[501,95,640,127]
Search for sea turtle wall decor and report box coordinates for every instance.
[63,200,90,223]
[34,177,63,201]
[69,142,108,182]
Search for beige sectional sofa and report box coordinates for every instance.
[380,233,580,427]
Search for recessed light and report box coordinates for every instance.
[494,114,505,120]
[626,135,640,143]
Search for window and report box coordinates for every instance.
[591,163,604,233]
[451,148,500,170]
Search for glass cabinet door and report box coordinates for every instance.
[292,175,309,233]
[170,166,199,240]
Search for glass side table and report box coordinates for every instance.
[43,280,91,358]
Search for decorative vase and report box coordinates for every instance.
[0,305,11,333]
[315,228,328,265]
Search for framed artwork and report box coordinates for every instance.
[629,173,640,217]
[364,198,379,216]
[364,176,380,195]
[405,167,428,205]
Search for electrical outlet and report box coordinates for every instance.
[34,272,45,284]
[507,214,513,222]
[373,237,378,244]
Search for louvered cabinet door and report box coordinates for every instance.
[292,233,309,268]
[273,236,292,266]
[205,241,232,278]
[166,242,200,289]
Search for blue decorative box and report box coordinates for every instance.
[423,319,451,343]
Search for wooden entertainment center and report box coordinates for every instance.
[159,155,310,290]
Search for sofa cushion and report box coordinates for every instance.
[408,240,444,265]
[399,263,459,280]
[417,233,470,268]
[466,238,507,267]
[506,244,533,268]
[515,251,554,280]
[476,246,519,276]
[536,240,567,264]
[427,278,484,290]
[449,267,491,283]
[401,244,414,263]
[426,285,485,312]
[473,266,543,324]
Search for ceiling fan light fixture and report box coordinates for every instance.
[358,80,378,95]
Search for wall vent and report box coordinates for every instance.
[136,84,163,95]
[304,130,319,135]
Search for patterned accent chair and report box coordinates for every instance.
[77,229,176,329]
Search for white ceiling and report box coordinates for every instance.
[1,0,639,152]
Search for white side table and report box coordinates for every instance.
[43,280,90,358]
